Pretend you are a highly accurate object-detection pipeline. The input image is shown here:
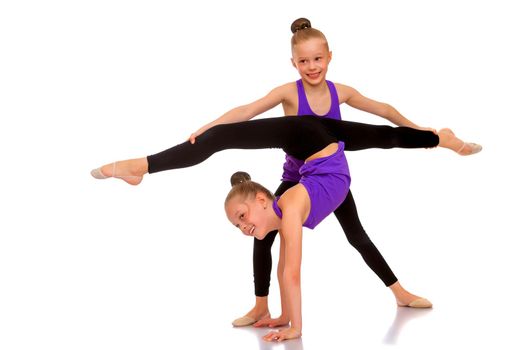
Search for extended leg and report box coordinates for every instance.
[334,189,432,308]
[333,190,397,286]
[92,116,458,183]
[319,118,439,151]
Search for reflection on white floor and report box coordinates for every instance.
[235,327,305,350]
[232,307,433,349]
[382,307,433,345]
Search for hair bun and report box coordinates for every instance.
[230,171,251,186]
[291,18,311,33]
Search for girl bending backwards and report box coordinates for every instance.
[184,18,482,327]
[92,115,469,340]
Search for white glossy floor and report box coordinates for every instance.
[1,1,524,349]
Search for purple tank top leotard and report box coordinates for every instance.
[274,141,350,229]
[282,80,342,182]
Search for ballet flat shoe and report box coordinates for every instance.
[91,167,108,179]
[398,298,433,308]
[232,315,257,327]
[457,142,483,156]
[90,162,116,180]
[90,162,141,183]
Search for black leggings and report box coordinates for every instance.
[254,184,396,296]
[145,116,438,295]
[148,116,438,173]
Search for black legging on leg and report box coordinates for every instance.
[333,190,397,286]
[253,181,296,297]
[252,186,397,297]
[144,116,437,295]
[147,116,439,174]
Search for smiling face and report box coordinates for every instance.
[225,193,274,240]
[291,37,332,86]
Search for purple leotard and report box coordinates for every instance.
[273,141,350,229]
[282,79,342,182]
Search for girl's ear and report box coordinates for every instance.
[328,51,332,63]
[255,192,268,206]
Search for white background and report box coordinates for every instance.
[1,0,524,349]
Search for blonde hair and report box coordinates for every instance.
[290,18,329,51]
[225,171,274,205]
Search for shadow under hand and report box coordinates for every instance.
[236,326,304,350]
[383,307,433,345]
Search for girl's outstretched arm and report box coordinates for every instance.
[188,85,288,143]
[335,84,481,154]
[263,186,308,342]
[336,83,425,129]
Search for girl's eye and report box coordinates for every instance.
[240,214,245,220]
[315,57,322,61]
